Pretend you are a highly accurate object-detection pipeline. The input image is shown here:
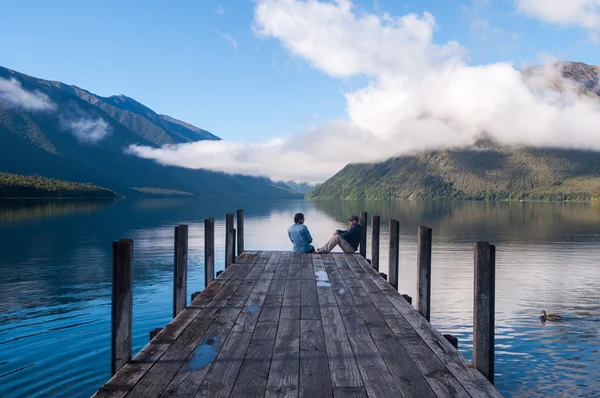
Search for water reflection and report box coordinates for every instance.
[0,199,599,397]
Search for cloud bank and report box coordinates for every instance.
[516,0,600,32]
[0,77,56,111]
[128,0,600,183]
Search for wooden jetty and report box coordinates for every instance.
[93,210,501,398]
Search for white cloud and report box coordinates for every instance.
[516,0,600,32]
[127,0,600,183]
[214,4,225,14]
[215,30,238,50]
[0,77,56,111]
[62,117,113,144]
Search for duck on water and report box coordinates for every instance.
[540,310,564,322]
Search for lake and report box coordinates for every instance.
[0,198,599,397]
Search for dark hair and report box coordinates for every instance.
[294,213,305,224]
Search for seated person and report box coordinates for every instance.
[287,212,315,253]
[316,215,362,254]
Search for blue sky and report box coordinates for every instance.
[1,0,598,143]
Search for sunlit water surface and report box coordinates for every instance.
[0,199,599,397]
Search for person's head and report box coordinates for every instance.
[348,215,359,226]
[294,213,305,224]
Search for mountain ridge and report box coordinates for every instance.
[0,65,300,199]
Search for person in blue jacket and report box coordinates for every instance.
[287,213,315,253]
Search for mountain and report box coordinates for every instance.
[284,180,320,194]
[0,66,300,198]
[308,62,600,202]
[306,141,600,201]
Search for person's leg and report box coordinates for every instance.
[317,235,341,253]
[337,236,356,254]
[307,245,315,253]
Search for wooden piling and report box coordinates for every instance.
[232,228,236,263]
[173,224,188,318]
[359,211,367,258]
[225,213,234,267]
[111,239,133,376]
[237,209,244,256]
[473,242,496,384]
[388,219,400,290]
[371,215,380,271]
[443,334,458,349]
[204,218,215,288]
[149,327,163,341]
[417,226,433,321]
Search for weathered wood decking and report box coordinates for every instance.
[93,251,501,398]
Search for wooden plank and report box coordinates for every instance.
[265,251,282,274]
[474,242,496,384]
[204,218,215,288]
[385,317,471,398]
[319,306,363,389]
[346,332,403,398]
[359,211,367,258]
[299,319,333,397]
[111,239,133,377]
[194,332,253,397]
[337,257,437,398]
[233,272,274,333]
[417,227,432,322]
[230,253,286,396]
[333,388,368,398]
[237,209,244,256]
[230,295,283,396]
[388,220,400,290]
[371,215,380,271]
[265,319,300,398]
[126,256,262,397]
[351,253,502,397]
[174,225,188,318]
[197,259,274,398]
[301,255,321,320]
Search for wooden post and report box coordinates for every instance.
[371,215,380,271]
[111,239,133,376]
[204,218,215,288]
[237,209,244,256]
[173,224,188,318]
[359,211,367,258]
[443,334,458,349]
[473,242,496,384]
[417,226,433,321]
[225,213,234,267]
[388,219,399,290]
[149,327,163,341]
[232,228,236,263]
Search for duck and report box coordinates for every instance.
[540,310,564,322]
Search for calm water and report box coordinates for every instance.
[1,199,599,397]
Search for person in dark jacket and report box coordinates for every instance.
[316,215,362,254]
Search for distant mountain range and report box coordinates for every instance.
[308,62,600,201]
[0,66,300,198]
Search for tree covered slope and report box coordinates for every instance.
[307,143,600,201]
